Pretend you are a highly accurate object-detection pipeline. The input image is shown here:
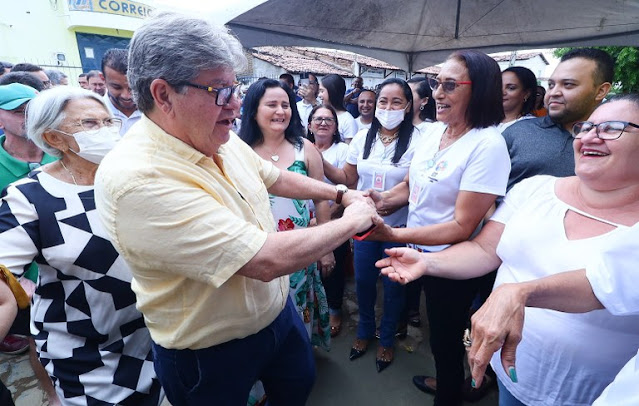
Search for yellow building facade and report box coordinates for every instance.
[0,0,155,85]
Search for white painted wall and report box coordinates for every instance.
[498,55,549,84]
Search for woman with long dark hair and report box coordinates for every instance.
[240,79,333,350]
[323,78,418,372]
[319,74,358,143]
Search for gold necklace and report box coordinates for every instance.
[59,160,78,185]
[378,131,399,145]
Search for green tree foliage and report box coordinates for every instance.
[554,47,639,93]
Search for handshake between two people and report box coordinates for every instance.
[339,188,404,242]
[339,189,384,238]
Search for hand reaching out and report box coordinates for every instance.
[376,247,427,284]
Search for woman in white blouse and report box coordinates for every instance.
[377,94,639,406]
[323,78,417,373]
[368,51,511,405]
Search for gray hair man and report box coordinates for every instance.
[94,12,378,406]
[44,69,68,86]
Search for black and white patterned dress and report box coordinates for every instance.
[0,170,162,406]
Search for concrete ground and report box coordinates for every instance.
[1,277,498,406]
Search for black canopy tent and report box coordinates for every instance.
[227,0,639,71]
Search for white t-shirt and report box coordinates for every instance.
[296,99,318,133]
[321,142,349,185]
[407,122,510,252]
[414,120,436,136]
[355,116,372,132]
[310,142,350,214]
[337,110,358,142]
[490,176,639,406]
[588,223,639,406]
[346,128,417,227]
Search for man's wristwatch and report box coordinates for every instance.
[335,184,348,205]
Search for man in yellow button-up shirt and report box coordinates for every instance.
[95,12,379,406]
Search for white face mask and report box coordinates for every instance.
[375,108,406,130]
[69,126,120,164]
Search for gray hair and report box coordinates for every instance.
[44,69,68,85]
[127,12,247,113]
[26,86,109,158]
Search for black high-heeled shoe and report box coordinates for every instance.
[376,346,394,372]
[349,338,369,361]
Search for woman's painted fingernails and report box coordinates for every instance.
[508,366,518,383]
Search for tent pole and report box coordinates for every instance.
[454,0,462,39]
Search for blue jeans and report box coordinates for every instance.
[498,377,527,406]
[152,297,315,406]
[353,240,406,347]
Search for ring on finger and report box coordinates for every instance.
[462,328,472,348]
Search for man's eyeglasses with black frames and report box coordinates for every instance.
[180,82,241,106]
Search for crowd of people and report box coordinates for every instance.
[0,11,637,406]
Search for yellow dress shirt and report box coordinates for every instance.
[95,115,287,349]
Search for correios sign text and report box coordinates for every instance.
[68,0,153,19]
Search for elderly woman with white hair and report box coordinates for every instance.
[0,86,163,406]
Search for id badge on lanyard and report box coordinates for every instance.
[373,171,386,191]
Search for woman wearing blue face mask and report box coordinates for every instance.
[0,87,163,406]
[323,78,418,372]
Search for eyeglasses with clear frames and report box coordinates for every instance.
[52,118,122,138]
[427,77,472,93]
[180,82,241,106]
[72,118,123,134]
[312,117,336,125]
[571,121,639,140]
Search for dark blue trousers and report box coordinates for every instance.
[152,297,315,406]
